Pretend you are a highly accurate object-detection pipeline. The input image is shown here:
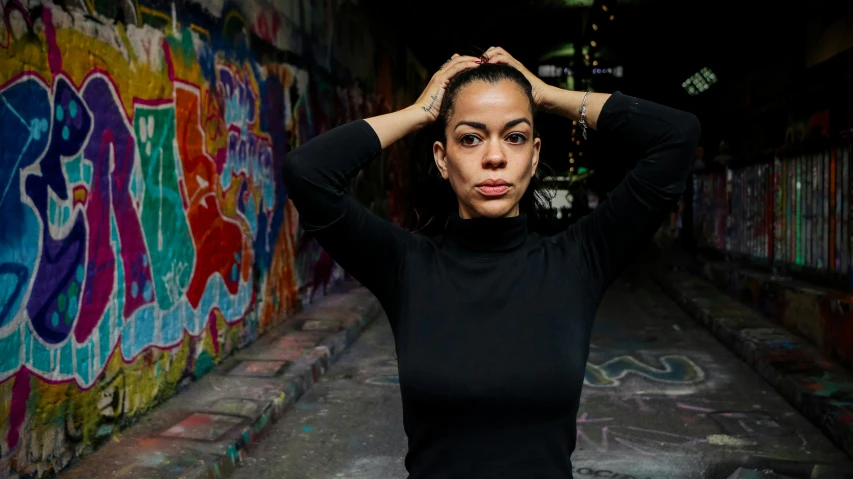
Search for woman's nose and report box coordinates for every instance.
[482,142,507,169]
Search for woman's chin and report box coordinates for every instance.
[472,201,520,219]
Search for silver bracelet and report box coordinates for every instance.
[578,91,591,140]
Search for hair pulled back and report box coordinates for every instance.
[408,62,552,235]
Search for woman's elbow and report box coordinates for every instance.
[679,113,702,148]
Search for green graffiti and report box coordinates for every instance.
[194,350,215,378]
[134,106,195,310]
[584,355,706,387]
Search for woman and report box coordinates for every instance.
[283,48,700,478]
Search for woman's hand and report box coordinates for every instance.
[412,54,481,124]
[482,46,553,109]
[365,55,479,149]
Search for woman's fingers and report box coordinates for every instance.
[439,54,477,72]
[484,47,516,65]
[440,55,479,73]
[484,46,506,59]
[442,58,480,81]
[415,55,480,121]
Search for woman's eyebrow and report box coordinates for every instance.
[453,118,531,131]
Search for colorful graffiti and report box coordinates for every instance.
[0,0,421,476]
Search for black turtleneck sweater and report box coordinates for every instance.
[282,92,700,478]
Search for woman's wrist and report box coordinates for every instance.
[540,87,610,131]
[401,105,434,132]
[539,87,583,119]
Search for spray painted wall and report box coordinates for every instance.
[0,0,424,476]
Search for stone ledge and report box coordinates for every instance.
[58,283,382,479]
[697,259,853,371]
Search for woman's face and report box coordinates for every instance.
[433,80,541,219]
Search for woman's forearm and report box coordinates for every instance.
[364,106,431,149]
[539,86,611,130]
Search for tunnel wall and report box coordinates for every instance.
[693,142,853,275]
[692,141,853,370]
[0,0,422,476]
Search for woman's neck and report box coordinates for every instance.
[445,212,528,253]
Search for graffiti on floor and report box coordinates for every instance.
[571,466,651,479]
[574,394,821,464]
[584,354,705,387]
[362,354,707,390]
[576,413,709,456]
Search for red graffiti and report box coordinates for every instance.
[253,11,281,44]
[174,83,245,308]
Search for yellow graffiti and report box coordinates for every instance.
[138,5,173,29]
[56,29,170,117]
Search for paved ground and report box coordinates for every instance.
[230,264,853,479]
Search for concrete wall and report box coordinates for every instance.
[0,0,423,476]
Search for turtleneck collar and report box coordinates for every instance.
[445,213,529,253]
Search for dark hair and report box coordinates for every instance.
[407,62,553,235]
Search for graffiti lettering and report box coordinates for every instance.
[0,0,420,475]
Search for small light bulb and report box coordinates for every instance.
[590,40,597,47]
[576,140,581,145]
[570,158,575,164]
[592,60,598,66]
[579,152,583,157]
[592,24,598,30]
[568,152,574,158]
[573,120,577,125]
[570,167,575,172]
[602,4,608,11]
[585,55,590,60]
[609,15,615,20]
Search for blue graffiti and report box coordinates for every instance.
[0,76,51,327]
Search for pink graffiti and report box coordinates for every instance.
[253,10,281,44]
[41,6,61,74]
[676,402,715,413]
[6,369,29,449]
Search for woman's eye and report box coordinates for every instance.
[507,133,527,144]
[460,135,481,146]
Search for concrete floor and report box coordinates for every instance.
[229,267,853,479]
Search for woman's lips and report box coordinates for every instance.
[476,185,509,196]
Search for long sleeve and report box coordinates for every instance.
[562,92,701,297]
[282,120,412,309]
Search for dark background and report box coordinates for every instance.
[364,0,853,196]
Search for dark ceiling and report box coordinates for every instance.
[364,0,849,106]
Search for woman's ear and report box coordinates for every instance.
[531,137,541,176]
[433,140,449,180]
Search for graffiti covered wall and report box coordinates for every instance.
[0,0,424,476]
